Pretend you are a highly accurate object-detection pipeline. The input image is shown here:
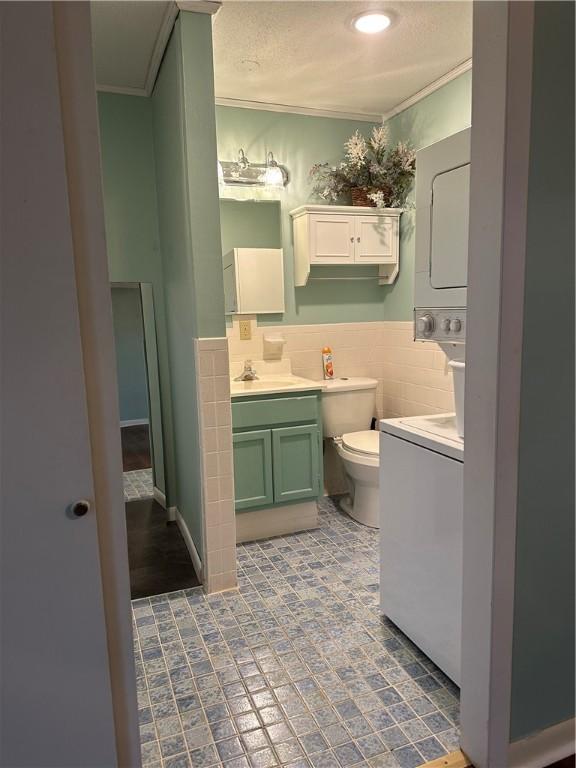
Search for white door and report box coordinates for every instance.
[1,4,123,765]
[309,214,355,263]
[354,215,396,263]
[430,163,470,288]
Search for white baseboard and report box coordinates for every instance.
[167,505,177,522]
[120,419,149,428]
[508,717,575,768]
[174,508,203,582]
[153,486,166,509]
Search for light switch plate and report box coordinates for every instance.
[239,319,252,340]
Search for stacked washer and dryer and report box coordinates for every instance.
[379,128,470,685]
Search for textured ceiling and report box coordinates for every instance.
[92,0,472,116]
[212,1,472,116]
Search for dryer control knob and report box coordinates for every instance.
[451,319,462,332]
[441,319,451,332]
[417,314,435,335]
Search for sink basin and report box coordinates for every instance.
[233,378,299,390]
[230,375,323,397]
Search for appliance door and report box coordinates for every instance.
[431,163,470,289]
[379,431,463,684]
[414,127,470,309]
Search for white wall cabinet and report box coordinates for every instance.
[290,205,402,285]
[223,248,285,315]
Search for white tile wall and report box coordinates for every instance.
[194,338,237,593]
[227,317,455,419]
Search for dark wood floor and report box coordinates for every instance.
[126,498,200,599]
[548,758,575,768]
[121,424,152,472]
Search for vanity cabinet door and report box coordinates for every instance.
[309,214,355,264]
[272,425,321,503]
[233,430,273,510]
[354,215,397,263]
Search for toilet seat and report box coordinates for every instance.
[341,430,379,457]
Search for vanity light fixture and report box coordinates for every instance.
[218,148,288,188]
[352,12,391,34]
[263,152,286,188]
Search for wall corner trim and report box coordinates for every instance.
[508,718,576,768]
[144,2,180,96]
[175,507,203,583]
[381,58,472,123]
[177,1,221,15]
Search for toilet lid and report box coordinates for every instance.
[342,430,380,456]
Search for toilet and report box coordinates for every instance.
[320,377,380,528]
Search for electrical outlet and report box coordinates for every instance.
[239,319,252,341]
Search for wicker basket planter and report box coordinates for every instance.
[350,187,375,207]
[350,185,395,207]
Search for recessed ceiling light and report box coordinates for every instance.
[353,12,391,34]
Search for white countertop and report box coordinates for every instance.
[230,374,323,398]
[229,358,323,398]
[379,413,464,461]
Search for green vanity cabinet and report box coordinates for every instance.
[231,391,323,512]
[232,430,273,510]
[272,425,321,503]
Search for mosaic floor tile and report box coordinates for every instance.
[133,497,460,768]
[124,468,154,501]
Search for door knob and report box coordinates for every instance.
[71,499,90,517]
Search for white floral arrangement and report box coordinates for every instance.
[310,125,415,207]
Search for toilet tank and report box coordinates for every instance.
[320,377,378,437]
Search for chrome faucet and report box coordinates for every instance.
[234,360,258,381]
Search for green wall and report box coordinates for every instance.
[98,92,173,498]
[111,286,149,423]
[180,12,226,340]
[152,20,203,553]
[151,12,224,556]
[383,70,472,319]
[510,1,574,741]
[216,108,381,325]
[215,70,471,325]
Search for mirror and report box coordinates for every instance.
[111,282,166,504]
[219,200,285,316]
[220,199,282,252]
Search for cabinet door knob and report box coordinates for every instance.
[71,499,90,517]
[350,236,354,242]
[356,237,361,242]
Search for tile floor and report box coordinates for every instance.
[133,497,460,768]
[125,468,154,502]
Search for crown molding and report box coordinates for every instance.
[97,40,470,121]
[215,59,472,124]
[177,1,221,14]
[144,2,179,95]
[215,97,381,123]
[381,58,472,122]
[96,84,148,97]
